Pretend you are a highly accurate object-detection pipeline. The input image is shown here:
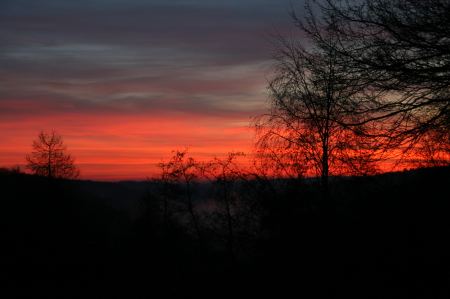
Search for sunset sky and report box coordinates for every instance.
[0,0,297,180]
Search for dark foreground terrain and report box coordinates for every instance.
[1,167,449,298]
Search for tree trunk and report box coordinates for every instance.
[321,162,329,197]
[47,148,52,179]
[186,180,201,241]
[321,140,330,200]
[223,181,235,262]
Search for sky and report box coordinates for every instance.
[0,0,300,180]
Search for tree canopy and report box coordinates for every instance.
[26,131,79,179]
[299,0,450,145]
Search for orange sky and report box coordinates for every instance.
[0,112,257,180]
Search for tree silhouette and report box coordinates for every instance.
[299,0,450,147]
[412,128,450,167]
[26,131,79,179]
[206,152,246,262]
[159,150,203,240]
[256,12,380,194]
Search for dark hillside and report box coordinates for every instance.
[0,167,449,298]
[258,167,450,298]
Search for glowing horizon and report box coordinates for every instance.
[0,112,258,180]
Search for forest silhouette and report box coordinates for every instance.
[1,0,450,298]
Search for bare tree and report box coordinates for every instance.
[412,128,450,167]
[206,152,245,261]
[156,163,177,229]
[26,131,79,179]
[159,150,203,240]
[256,14,380,195]
[299,0,450,147]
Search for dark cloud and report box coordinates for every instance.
[0,0,311,179]
[0,0,292,52]
[0,0,297,121]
